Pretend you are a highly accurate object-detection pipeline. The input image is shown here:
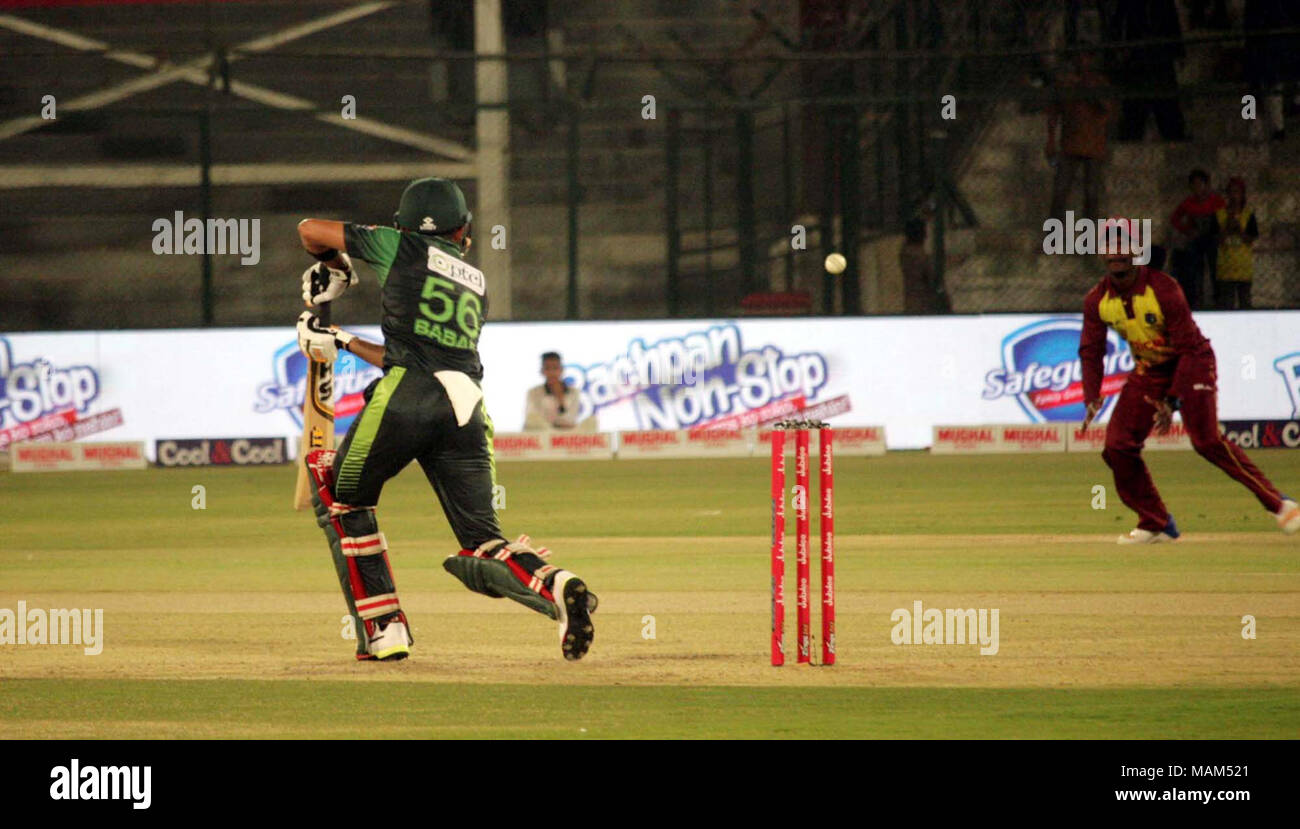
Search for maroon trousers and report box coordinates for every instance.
[1103,353,1284,531]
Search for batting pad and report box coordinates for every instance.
[306,449,411,658]
[443,537,559,620]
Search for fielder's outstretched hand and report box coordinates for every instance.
[1144,395,1174,435]
[1081,398,1103,430]
[301,258,356,306]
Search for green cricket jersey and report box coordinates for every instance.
[343,224,487,380]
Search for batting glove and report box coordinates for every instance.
[301,256,356,306]
[296,311,354,363]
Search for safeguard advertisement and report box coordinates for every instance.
[2,312,1298,456]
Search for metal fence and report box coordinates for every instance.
[2,0,1298,332]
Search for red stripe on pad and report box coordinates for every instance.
[505,557,553,603]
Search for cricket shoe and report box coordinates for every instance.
[367,619,411,661]
[553,571,596,661]
[1118,516,1180,545]
[1277,497,1300,535]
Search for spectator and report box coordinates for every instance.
[1047,50,1115,220]
[1111,0,1188,141]
[523,351,582,430]
[1211,177,1260,309]
[900,218,939,314]
[1063,0,1106,49]
[1169,169,1225,308]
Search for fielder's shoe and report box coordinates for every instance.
[367,619,411,661]
[553,571,596,661]
[1277,497,1300,535]
[1118,515,1180,545]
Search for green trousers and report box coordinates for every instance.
[332,366,503,550]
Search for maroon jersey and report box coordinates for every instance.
[1079,266,1212,402]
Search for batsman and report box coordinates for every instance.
[294,177,597,662]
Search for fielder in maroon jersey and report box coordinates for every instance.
[1078,219,1299,543]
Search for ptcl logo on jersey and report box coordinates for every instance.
[982,318,1134,423]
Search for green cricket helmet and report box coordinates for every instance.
[393,177,472,235]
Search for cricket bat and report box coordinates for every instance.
[293,300,334,510]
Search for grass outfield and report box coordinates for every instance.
[1,451,1298,738]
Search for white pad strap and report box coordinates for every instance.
[471,535,552,562]
[434,370,485,427]
[341,532,387,558]
[472,538,508,558]
[354,593,400,620]
[330,503,375,518]
[507,534,551,558]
